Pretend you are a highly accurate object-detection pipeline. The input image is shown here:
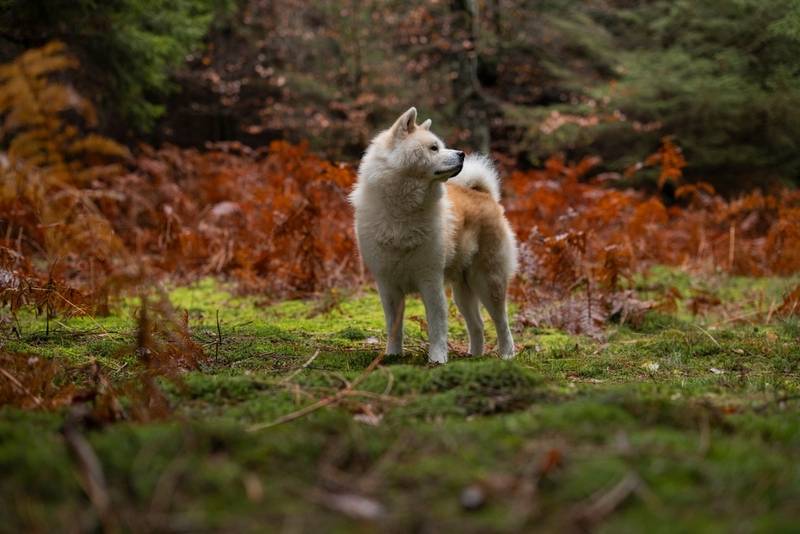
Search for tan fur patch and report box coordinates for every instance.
[445,182,513,281]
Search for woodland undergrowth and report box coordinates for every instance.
[1,43,799,418]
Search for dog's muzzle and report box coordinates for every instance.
[436,163,463,179]
[435,151,465,180]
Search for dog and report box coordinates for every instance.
[350,107,518,364]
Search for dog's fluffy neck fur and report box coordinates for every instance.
[375,169,444,215]
[353,154,448,250]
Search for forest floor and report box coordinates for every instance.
[2,268,800,533]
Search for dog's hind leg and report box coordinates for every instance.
[419,280,449,364]
[475,276,515,359]
[452,279,484,356]
[378,283,405,355]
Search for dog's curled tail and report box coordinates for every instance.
[449,154,502,201]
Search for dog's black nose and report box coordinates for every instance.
[456,151,465,161]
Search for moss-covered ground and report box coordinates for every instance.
[2,269,800,533]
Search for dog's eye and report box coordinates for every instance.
[430,145,439,152]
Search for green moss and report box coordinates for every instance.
[2,274,800,531]
[337,326,369,340]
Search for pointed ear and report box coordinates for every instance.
[420,118,432,130]
[390,107,417,141]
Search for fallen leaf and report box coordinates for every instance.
[642,361,660,373]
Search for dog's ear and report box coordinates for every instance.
[420,118,432,131]
[390,107,417,141]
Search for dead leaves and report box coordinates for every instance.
[0,352,75,409]
[1,46,799,402]
[119,141,360,298]
[777,285,800,318]
[505,141,800,336]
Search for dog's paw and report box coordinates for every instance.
[499,351,516,361]
[428,351,448,365]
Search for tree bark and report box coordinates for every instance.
[450,0,490,154]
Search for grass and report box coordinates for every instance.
[1,270,799,532]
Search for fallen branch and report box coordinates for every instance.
[215,309,222,359]
[693,324,721,348]
[247,351,385,432]
[279,349,321,384]
[573,472,641,528]
[62,409,117,532]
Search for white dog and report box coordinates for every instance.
[350,107,518,364]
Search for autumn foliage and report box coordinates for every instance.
[119,141,359,296]
[1,43,800,377]
[503,148,800,335]
[3,47,800,325]
[0,42,132,319]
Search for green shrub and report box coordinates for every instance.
[0,0,233,133]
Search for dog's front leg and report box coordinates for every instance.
[377,283,405,355]
[419,280,448,364]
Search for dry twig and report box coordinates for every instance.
[693,324,721,348]
[279,349,321,384]
[573,472,641,528]
[62,409,117,532]
[0,367,43,407]
[247,351,385,432]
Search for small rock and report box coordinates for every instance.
[460,484,485,510]
[321,492,385,520]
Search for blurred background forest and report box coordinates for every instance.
[4,0,800,192]
[1,0,800,327]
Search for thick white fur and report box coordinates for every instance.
[448,154,501,201]
[350,107,517,364]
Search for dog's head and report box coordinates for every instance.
[383,107,464,180]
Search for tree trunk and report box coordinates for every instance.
[450,0,490,154]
